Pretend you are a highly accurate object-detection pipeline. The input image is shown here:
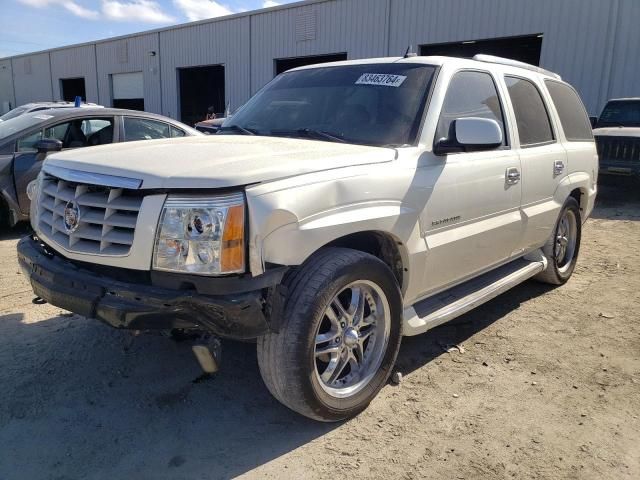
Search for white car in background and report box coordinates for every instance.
[0,101,103,122]
[18,55,597,422]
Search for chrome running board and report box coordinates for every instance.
[403,254,546,336]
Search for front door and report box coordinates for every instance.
[13,117,115,213]
[420,70,522,293]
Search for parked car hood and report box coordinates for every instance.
[593,126,640,137]
[44,135,396,189]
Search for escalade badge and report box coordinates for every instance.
[63,200,81,234]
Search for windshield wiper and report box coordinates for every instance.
[270,128,347,143]
[299,128,347,143]
[219,124,257,135]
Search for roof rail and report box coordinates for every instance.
[473,54,561,80]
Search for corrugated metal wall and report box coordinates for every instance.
[606,0,640,102]
[0,59,14,112]
[95,33,162,114]
[49,44,99,102]
[11,52,53,106]
[388,0,617,113]
[250,0,389,94]
[0,0,638,117]
[158,15,251,118]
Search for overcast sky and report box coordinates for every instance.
[0,0,298,58]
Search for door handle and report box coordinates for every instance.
[506,167,520,185]
[554,160,565,176]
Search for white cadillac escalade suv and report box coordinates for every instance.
[18,55,597,421]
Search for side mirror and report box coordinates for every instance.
[36,138,63,154]
[589,116,598,128]
[434,118,503,155]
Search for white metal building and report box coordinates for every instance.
[1,0,638,122]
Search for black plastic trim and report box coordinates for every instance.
[17,235,282,339]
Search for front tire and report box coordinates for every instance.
[535,197,582,285]
[257,248,403,422]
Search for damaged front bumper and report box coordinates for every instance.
[17,235,285,340]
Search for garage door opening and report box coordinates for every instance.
[111,72,144,111]
[60,77,86,102]
[178,65,225,126]
[275,52,348,76]
[420,34,543,66]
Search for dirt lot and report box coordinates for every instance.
[0,181,638,480]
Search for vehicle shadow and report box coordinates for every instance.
[0,312,337,479]
[0,279,555,479]
[395,279,554,376]
[591,177,640,221]
[0,222,31,241]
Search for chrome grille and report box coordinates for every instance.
[595,136,640,164]
[37,173,142,255]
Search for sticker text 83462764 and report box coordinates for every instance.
[355,73,407,87]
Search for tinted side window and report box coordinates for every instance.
[505,76,554,146]
[44,122,72,143]
[545,81,593,141]
[42,118,115,148]
[123,117,171,142]
[170,126,186,138]
[84,118,115,146]
[16,130,43,152]
[436,71,507,146]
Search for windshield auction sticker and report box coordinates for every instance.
[355,73,407,87]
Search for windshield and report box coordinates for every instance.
[221,63,436,147]
[0,106,30,122]
[596,100,640,128]
[0,112,51,140]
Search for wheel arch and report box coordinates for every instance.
[323,231,406,292]
[569,186,586,215]
[554,171,594,221]
[262,225,410,295]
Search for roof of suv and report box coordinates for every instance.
[288,54,562,81]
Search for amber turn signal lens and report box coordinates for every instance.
[220,204,245,273]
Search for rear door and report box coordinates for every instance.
[421,69,523,292]
[502,75,567,252]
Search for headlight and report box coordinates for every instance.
[27,170,44,201]
[153,193,245,275]
[28,172,44,226]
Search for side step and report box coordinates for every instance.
[403,255,546,336]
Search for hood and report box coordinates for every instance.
[593,126,640,137]
[45,135,396,189]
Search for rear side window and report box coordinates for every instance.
[545,80,593,141]
[170,126,186,138]
[435,70,507,146]
[505,76,554,146]
[123,117,171,141]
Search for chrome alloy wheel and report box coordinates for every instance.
[556,208,578,273]
[314,280,391,398]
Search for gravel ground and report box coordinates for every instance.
[0,181,638,480]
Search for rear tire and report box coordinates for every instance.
[535,197,582,285]
[257,247,403,422]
